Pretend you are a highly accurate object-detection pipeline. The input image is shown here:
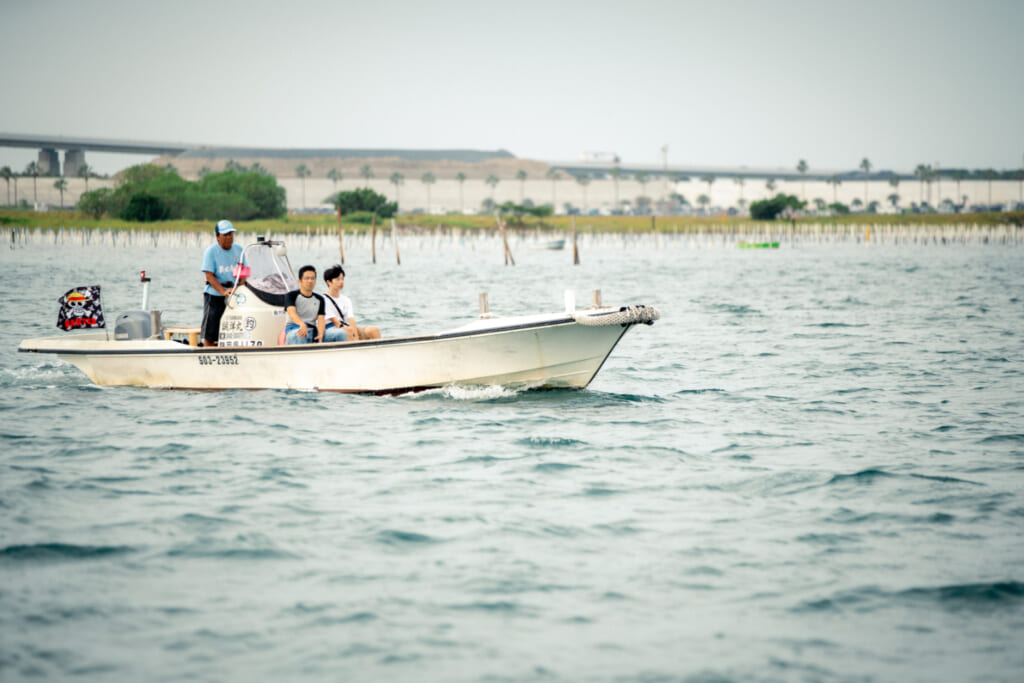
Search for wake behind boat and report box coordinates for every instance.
[19,237,660,394]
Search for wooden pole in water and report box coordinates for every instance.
[370,214,377,264]
[498,215,515,265]
[497,214,507,265]
[337,203,345,264]
[391,218,401,265]
[572,215,580,265]
[495,215,507,266]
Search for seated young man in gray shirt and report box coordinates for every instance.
[284,265,345,344]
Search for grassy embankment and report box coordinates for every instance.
[1,208,1021,235]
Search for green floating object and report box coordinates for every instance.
[738,241,780,249]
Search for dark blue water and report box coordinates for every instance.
[2,233,1023,681]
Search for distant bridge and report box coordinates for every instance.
[0,133,194,177]
[0,132,516,177]
[1,132,895,182]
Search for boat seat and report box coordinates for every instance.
[164,325,201,346]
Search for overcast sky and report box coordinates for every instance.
[2,0,1022,174]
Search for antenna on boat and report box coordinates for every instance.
[139,270,162,338]
[140,270,151,310]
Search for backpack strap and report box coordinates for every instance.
[326,294,347,325]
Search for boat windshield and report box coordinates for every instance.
[241,240,298,306]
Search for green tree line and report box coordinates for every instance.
[749,194,806,220]
[78,164,286,221]
[325,187,397,222]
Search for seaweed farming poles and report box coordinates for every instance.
[3,223,1022,252]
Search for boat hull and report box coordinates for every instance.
[19,314,633,393]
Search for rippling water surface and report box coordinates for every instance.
[2,235,1023,681]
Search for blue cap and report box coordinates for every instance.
[216,219,236,235]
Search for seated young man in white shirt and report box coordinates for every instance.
[321,264,381,341]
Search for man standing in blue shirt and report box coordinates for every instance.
[201,219,244,346]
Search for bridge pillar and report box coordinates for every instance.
[64,149,86,178]
[38,148,60,176]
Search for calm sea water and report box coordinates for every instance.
[1,233,1023,682]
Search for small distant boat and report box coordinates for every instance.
[532,239,566,250]
[738,241,779,249]
[19,238,660,394]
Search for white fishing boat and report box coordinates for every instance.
[19,238,660,394]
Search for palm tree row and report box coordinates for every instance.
[0,161,101,207]
[797,156,1023,208]
[319,163,934,215]
[337,159,1017,215]
[5,158,1016,213]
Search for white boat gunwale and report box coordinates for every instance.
[20,316,602,356]
[19,307,648,358]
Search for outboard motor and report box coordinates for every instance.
[114,311,152,340]
[114,271,162,340]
